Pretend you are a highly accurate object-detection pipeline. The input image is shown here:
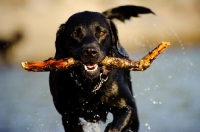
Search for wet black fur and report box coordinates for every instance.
[49,5,154,132]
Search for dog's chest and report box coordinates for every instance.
[75,92,107,116]
[77,91,101,107]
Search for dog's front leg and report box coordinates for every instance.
[105,106,137,132]
[62,116,84,132]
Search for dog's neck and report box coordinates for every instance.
[70,66,111,93]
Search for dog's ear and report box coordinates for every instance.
[102,5,155,22]
[54,23,66,59]
[108,20,129,58]
[109,20,118,45]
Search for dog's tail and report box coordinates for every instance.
[102,5,155,22]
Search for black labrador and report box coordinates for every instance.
[49,5,154,132]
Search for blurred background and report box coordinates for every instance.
[0,0,199,132]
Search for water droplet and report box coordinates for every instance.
[145,122,151,130]
[145,87,150,91]
[150,98,162,105]
[168,75,172,79]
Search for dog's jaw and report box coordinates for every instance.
[82,63,100,79]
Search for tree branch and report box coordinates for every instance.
[21,42,170,72]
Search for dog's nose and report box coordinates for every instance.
[83,47,98,57]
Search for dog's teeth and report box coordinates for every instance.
[84,64,98,72]
[84,65,88,70]
[92,65,98,71]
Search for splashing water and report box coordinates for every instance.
[145,122,151,131]
[80,118,101,132]
[154,14,185,53]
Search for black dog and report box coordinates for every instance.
[49,5,154,132]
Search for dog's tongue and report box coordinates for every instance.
[84,63,98,71]
[86,63,96,70]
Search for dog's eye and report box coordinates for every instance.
[71,31,78,37]
[99,31,105,37]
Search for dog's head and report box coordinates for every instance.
[54,11,119,79]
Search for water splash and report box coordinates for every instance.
[145,122,151,131]
[153,14,185,54]
[80,118,101,132]
[150,98,162,105]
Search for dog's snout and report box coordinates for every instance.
[83,47,98,57]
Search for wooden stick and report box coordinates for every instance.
[21,58,81,72]
[21,42,170,72]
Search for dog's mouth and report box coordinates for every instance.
[82,63,100,79]
[83,63,98,72]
